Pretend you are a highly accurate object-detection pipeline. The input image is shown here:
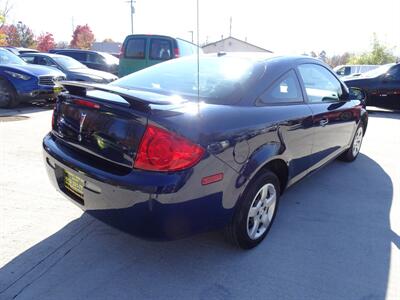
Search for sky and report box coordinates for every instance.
[6,0,400,55]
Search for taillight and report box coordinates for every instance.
[173,48,180,58]
[119,45,125,58]
[134,125,204,172]
[73,99,100,109]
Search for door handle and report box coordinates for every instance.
[319,119,329,127]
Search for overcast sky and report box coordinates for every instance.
[7,0,400,55]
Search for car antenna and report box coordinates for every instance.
[196,0,200,115]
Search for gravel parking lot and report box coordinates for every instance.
[0,106,399,300]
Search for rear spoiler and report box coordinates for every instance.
[58,81,177,108]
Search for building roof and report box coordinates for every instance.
[202,36,272,53]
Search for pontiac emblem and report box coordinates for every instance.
[78,113,87,142]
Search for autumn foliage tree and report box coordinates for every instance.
[37,32,56,52]
[70,24,95,49]
[1,22,35,47]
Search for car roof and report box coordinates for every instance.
[51,49,96,53]
[20,52,67,58]
[200,52,321,65]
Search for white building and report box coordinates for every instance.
[202,37,272,54]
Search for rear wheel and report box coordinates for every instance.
[340,124,364,162]
[0,79,19,108]
[226,170,280,249]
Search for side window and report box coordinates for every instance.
[259,70,303,104]
[64,51,86,61]
[37,56,56,66]
[344,66,351,75]
[298,64,343,103]
[21,56,35,63]
[336,67,345,76]
[150,38,172,60]
[387,65,400,80]
[125,38,146,59]
[87,53,104,64]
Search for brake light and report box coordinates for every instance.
[134,125,205,171]
[119,45,125,58]
[73,99,100,109]
[173,48,180,58]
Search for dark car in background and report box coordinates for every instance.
[21,53,118,83]
[118,34,202,77]
[49,49,119,75]
[43,54,367,249]
[344,63,400,110]
[0,49,65,108]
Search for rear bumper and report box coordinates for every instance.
[43,133,234,239]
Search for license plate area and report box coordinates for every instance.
[64,170,85,200]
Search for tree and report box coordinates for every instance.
[102,38,114,43]
[348,33,396,65]
[70,24,95,49]
[16,22,35,48]
[1,22,35,48]
[2,24,18,46]
[327,52,351,68]
[37,32,56,52]
[56,41,68,49]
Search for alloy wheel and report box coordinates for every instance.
[246,183,277,240]
[352,127,363,157]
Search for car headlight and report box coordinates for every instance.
[4,71,31,80]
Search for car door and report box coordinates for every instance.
[297,63,358,169]
[257,69,315,183]
[119,36,148,77]
[378,64,400,109]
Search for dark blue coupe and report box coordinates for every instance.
[0,49,66,108]
[43,53,367,249]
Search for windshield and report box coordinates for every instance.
[0,49,26,65]
[360,64,395,78]
[111,56,258,104]
[53,56,87,69]
[100,52,119,65]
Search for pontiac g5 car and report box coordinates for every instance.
[43,54,367,249]
[0,48,66,108]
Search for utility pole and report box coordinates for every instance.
[126,0,136,34]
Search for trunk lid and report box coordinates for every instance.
[52,81,182,168]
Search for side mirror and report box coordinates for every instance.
[348,87,366,102]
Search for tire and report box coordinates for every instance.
[226,170,280,249]
[339,124,364,162]
[0,79,19,108]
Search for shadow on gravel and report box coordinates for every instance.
[0,101,54,117]
[0,154,396,300]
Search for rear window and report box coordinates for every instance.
[150,38,172,60]
[125,38,146,59]
[111,56,259,105]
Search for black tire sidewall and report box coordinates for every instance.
[0,79,18,108]
[232,171,280,249]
